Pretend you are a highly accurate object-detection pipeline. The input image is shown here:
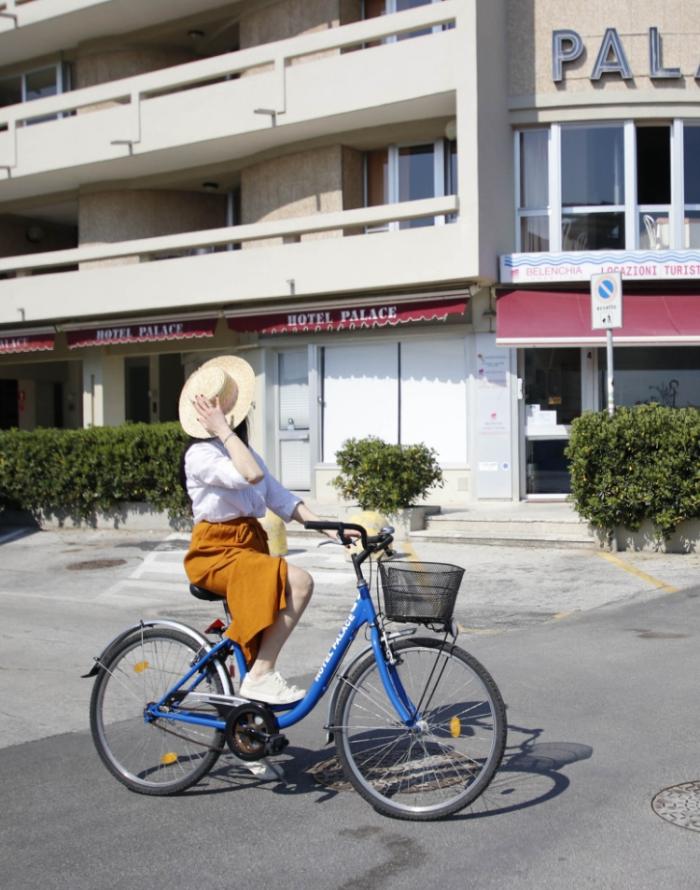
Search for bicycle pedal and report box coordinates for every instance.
[265,733,289,755]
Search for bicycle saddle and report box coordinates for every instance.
[189,584,223,602]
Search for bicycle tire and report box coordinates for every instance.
[90,627,226,795]
[334,637,506,820]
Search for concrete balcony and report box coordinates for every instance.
[0,0,232,67]
[0,3,460,202]
[0,196,475,325]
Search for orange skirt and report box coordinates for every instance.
[183,517,288,667]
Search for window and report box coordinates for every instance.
[515,120,700,252]
[516,129,549,251]
[637,126,671,249]
[684,125,700,248]
[598,347,700,409]
[321,338,467,464]
[398,144,436,228]
[0,64,68,127]
[363,0,448,41]
[365,139,456,229]
[561,124,625,251]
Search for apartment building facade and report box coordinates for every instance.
[0,0,698,504]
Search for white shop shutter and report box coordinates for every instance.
[322,343,398,462]
[400,338,467,463]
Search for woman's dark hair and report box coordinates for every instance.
[179,418,250,505]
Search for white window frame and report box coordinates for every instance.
[514,127,551,251]
[680,120,700,249]
[382,0,444,40]
[364,139,451,232]
[515,119,699,252]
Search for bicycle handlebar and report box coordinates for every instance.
[303,520,394,556]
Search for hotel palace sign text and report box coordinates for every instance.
[553,27,695,83]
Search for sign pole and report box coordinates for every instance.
[590,272,623,417]
[606,327,615,416]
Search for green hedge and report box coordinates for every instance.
[331,436,444,515]
[0,423,190,524]
[566,405,700,540]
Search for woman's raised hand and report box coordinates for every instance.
[193,394,231,439]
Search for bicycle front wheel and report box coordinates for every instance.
[334,637,507,820]
[90,627,226,795]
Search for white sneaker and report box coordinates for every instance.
[239,670,306,705]
[231,754,284,782]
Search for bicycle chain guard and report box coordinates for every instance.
[224,703,287,761]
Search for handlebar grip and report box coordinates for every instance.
[303,520,368,549]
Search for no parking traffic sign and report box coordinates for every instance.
[590,272,623,329]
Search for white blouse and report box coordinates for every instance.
[184,439,301,525]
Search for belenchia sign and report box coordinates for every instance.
[553,27,695,83]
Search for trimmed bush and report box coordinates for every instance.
[0,423,190,524]
[566,405,700,540]
[331,436,444,516]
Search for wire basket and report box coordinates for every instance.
[378,561,464,626]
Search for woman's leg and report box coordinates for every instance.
[246,563,314,680]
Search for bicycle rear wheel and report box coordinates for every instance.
[334,637,506,820]
[90,627,226,795]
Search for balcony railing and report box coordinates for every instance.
[0,196,471,325]
[0,2,457,177]
[0,196,458,276]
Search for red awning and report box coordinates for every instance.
[66,316,217,349]
[0,329,55,354]
[227,297,467,335]
[496,290,700,346]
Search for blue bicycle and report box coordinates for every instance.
[86,522,506,820]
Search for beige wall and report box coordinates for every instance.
[240,144,362,245]
[79,189,228,245]
[78,188,227,270]
[475,0,513,274]
[508,0,700,101]
[73,41,197,90]
[239,0,361,50]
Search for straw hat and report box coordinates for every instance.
[178,355,255,438]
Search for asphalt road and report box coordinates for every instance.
[1,528,699,889]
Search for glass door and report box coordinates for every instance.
[277,349,311,491]
[522,348,581,496]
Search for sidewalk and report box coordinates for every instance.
[298,499,597,549]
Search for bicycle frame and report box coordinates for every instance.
[145,573,417,732]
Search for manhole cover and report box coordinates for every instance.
[66,559,127,571]
[652,781,700,831]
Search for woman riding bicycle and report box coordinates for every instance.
[179,355,340,709]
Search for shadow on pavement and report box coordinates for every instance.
[458,724,593,820]
[0,526,39,546]
[187,723,593,820]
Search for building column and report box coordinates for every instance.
[82,354,125,427]
[148,354,159,423]
[16,379,36,430]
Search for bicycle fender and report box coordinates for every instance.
[324,642,374,744]
[81,618,232,694]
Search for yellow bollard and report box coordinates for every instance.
[345,510,388,560]
[261,509,288,557]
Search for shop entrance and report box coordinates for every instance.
[521,348,582,497]
[0,379,19,428]
[276,349,311,491]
